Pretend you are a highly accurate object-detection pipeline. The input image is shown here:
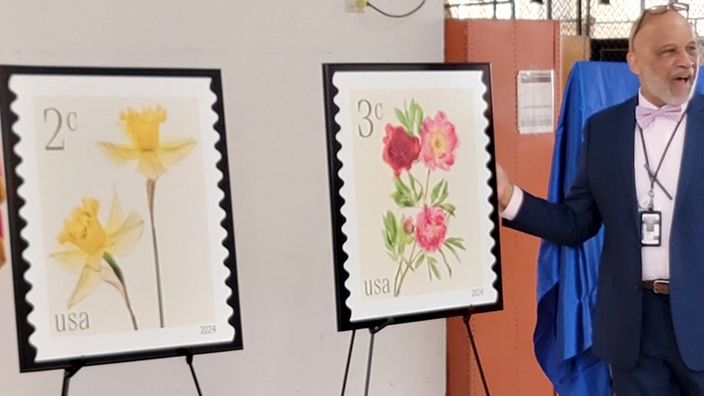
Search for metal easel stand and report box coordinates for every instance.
[61,360,85,396]
[184,350,204,396]
[339,318,393,396]
[463,308,492,396]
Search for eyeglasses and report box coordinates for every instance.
[630,3,690,50]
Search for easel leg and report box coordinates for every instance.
[463,310,492,396]
[61,370,72,396]
[61,361,84,396]
[185,351,204,396]
[363,330,376,396]
[340,329,357,396]
[363,320,392,396]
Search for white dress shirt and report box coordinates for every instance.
[502,91,689,281]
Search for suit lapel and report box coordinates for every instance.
[614,97,640,234]
[675,94,704,206]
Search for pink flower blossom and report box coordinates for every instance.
[382,124,420,177]
[415,206,447,252]
[420,111,458,171]
[403,217,414,234]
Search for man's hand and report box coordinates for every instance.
[496,164,514,211]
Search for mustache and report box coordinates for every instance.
[671,68,696,80]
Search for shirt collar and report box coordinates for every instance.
[637,89,690,115]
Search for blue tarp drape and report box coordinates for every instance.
[533,61,704,396]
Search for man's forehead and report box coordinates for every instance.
[635,11,695,47]
[640,11,690,32]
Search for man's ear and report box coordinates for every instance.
[627,51,641,75]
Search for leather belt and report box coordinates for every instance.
[642,279,670,295]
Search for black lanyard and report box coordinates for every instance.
[636,107,687,210]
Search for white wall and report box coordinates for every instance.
[0,1,445,395]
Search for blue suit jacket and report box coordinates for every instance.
[505,93,704,370]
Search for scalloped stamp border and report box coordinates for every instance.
[323,64,503,331]
[0,66,242,371]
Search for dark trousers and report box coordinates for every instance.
[611,291,704,396]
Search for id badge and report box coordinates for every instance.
[640,210,662,247]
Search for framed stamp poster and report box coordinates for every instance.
[323,63,503,331]
[0,65,242,371]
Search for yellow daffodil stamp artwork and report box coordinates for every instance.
[51,196,144,329]
[98,105,196,328]
[1,68,241,371]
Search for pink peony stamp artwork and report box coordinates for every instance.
[381,100,466,296]
[325,63,501,331]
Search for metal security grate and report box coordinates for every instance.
[446,0,704,62]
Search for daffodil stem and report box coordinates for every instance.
[124,288,138,331]
[103,252,139,330]
[147,179,165,328]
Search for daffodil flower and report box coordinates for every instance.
[98,106,196,328]
[98,106,196,180]
[51,196,144,329]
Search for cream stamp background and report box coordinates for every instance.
[332,70,498,323]
[8,75,234,362]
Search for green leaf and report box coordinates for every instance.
[395,108,410,133]
[405,233,415,245]
[428,257,441,280]
[384,211,397,236]
[444,241,461,262]
[445,237,466,250]
[383,212,398,251]
[408,100,423,135]
[394,177,412,196]
[408,172,423,202]
[383,230,394,252]
[386,231,395,248]
[414,253,426,269]
[397,229,407,256]
[439,249,453,277]
[437,181,449,204]
[414,103,424,135]
[393,177,416,207]
[408,102,417,135]
[392,193,415,208]
[430,179,445,205]
[440,203,456,217]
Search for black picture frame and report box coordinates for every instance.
[0,65,243,372]
[323,63,503,331]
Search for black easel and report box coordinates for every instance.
[184,350,203,396]
[340,329,357,396]
[61,360,85,396]
[463,309,492,396]
[58,353,203,396]
[340,318,393,396]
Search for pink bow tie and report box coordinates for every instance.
[636,104,683,128]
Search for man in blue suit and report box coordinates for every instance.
[497,5,704,395]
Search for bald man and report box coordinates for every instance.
[497,7,704,395]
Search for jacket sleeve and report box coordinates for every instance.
[502,118,602,246]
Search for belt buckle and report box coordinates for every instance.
[653,279,670,295]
